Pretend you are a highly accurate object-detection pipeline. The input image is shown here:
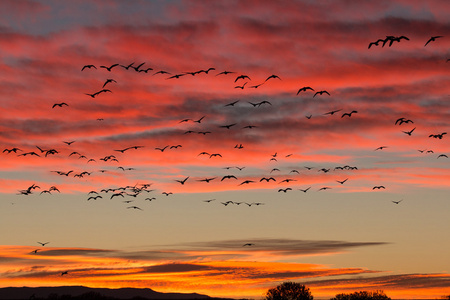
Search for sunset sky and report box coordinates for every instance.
[0,0,449,299]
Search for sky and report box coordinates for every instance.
[0,0,449,299]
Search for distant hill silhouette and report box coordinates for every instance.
[0,286,220,300]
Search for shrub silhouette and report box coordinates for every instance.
[265,282,313,300]
[330,290,390,300]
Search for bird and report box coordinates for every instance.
[52,102,68,108]
[18,152,40,157]
[318,187,331,191]
[392,200,403,204]
[193,116,205,123]
[324,109,342,116]
[131,62,146,72]
[3,147,21,153]
[225,100,240,107]
[166,73,186,79]
[279,179,296,184]
[402,127,416,136]
[297,86,314,95]
[264,74,281,82]
[153,70,171,76]
[37,242,49,246]
[110,193,125,199]
[336,178,348,184]
[198,177,217,183]
[299,187,311,193]
[87,195,102,201]
[127,206,143,210]
[209,153,222,158]
[162,192,173,196]
[81,64,96,71]
[120,62,135,70]
[155,146,169,152]
[60,271,69,276]
[242,243,255,247]
[260,177,276,182]
[375,146,387,151]
[429,132,447,139]
[221,175,238,181]
[175,177,189,185]
[239,180,254,186]
[437,154,448,159]
[278,188,292,193]
[424,36,443,46]
[220,123,237,129]
[368,38,385,49]
[372,186,385,190]
[100,63,119,71]
[216,70,235,76]
[313,90,330,97]
[102,78,117,88]
[395,117,414,125]
[341,111,357,118]
[234,82,247,89]
[63,141,75,145]
[235,75,251,82]
[203,199,216,202]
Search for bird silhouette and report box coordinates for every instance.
[297,86,314,95]
[336,178,348,184]
[81,64,96,71]
[235,82,247,89]
[372,186,385,190]
[235,75,251,82]
[429,132,446,139]
[225,100,239,107]
[424,36,443,46]
[52,102,68,108]
[175,177,189,185]
[299,187,311,193]
[402,127,416,136]
[221,175,238,181]
[313,90,330,97]
[100,63,119,71]
[102,78,117,88]
[341,111,357,118]
[278,188,292,193]
[37,242,49,246]
[437,154,448,159]
[392,200,403,204]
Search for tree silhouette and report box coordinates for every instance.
[330,290,390,300]
[265,282,313,300]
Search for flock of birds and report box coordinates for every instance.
[3,34,448,217]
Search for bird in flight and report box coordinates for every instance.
[402,127,416,136]
[242,243,255,247]
[216,70,235,76]
[175,177,189,185]
[52,102,68,108]
[198,177,217,183]
[324,109,342,116]
[395,117,414,125]
[392,199,403,204]
[429,132,447,139]
[102,78,117,88]
[437,154,448,159]
[235,82,247,89]
[60,271,69,276]
[127,206,143,210]
[37,242,49,246]
[297,86,314,95]
[336,178,348,184]
[3,148,21,153]
[221,175,238,181]
[424,36,443,46]
[299,187,311,193]
[341,111,357,118]
[224,100,239,107]
[375,146,387,151]
[278,188,292,193]
[100,63,119,71]
[81,64,96,71]
[235,75,251,82]
[313,90,330,97]
[372,186,386,190]
[264,74,281,82]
